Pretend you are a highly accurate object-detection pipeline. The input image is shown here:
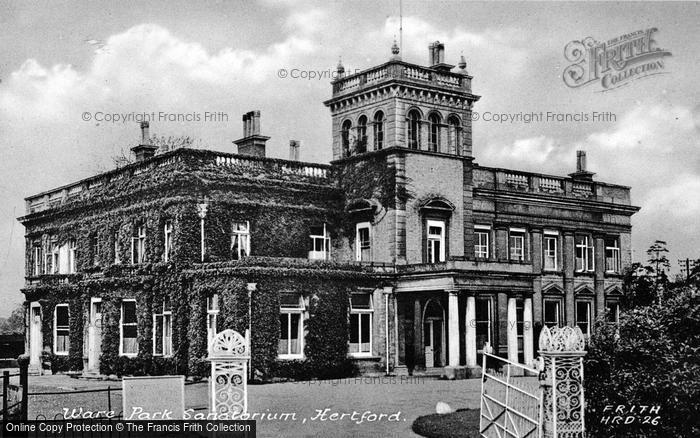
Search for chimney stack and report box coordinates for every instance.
[289,140,300,161]
[428,41,454,72]
[576,150,587,172]
[569,150,595,181]
[234,110,270,157]
[131,121,158,162]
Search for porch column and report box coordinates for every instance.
[507,297,518,363]
[523,295,534,366]
[465,294,477,366]
[447,291,460,367]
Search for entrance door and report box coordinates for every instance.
[87,298,102,373]
[29,303,42,368]
[423,299,445,368]
[424,321,434,367]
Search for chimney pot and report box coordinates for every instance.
[234,110,270,157]
[289,140,300,161]
[131,122,157,162]
[140,121,150,145]
[429,41,445,66]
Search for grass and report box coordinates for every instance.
[412,408,481,438]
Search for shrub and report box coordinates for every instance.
[584,289,700,437]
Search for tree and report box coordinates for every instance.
[0,304,25,335]
[585,287,700,437]
[621,263,658,309]
[646,240,670,286]
[110,134,201,168]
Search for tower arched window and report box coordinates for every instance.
[428,113,441,152]
[448,115,461,155]
[357,115,368,153]
[407,110,421,150]
[373,111,384,150]
[341,120,352,157]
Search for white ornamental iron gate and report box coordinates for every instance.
[479,325,587,438]
[208,329,250,416]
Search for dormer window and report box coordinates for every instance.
[309,224,330,261]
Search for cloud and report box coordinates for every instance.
[479,102,700,259]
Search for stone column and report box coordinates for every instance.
[445,291,466,379]
[464,293,482,378]
[465,294,477,366]
[447,291,460,367]
[523,295,534,366]
[507,297,518,363]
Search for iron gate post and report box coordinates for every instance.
[18,354,29,422]
[538,326,586,438]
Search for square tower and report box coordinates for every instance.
[324,42,480,160]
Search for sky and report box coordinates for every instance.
[0,1,698,316]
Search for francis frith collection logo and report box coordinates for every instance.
[563,27,672,91]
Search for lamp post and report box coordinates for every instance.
[196,201,208,263]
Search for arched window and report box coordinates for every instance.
[357,115,367,153]
[373,111,384,150]
[341,120,352,157]
[428,113,441,152]
[407,109,421,149]
[448,115,461,155]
